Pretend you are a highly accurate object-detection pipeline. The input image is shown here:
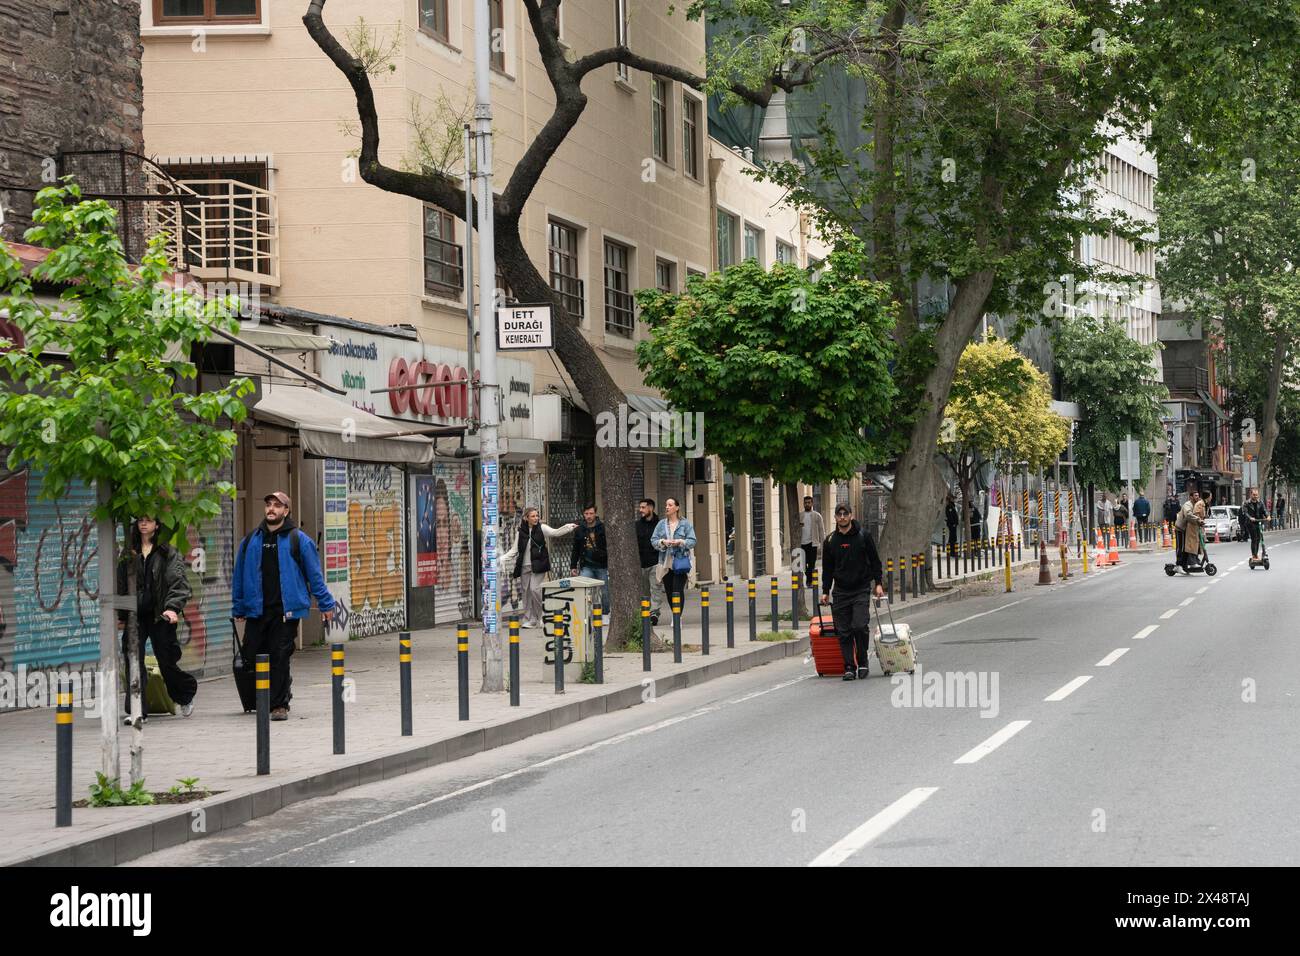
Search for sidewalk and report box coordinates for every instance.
[0,557,1123,868]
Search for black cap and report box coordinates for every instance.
[834,504,852,515]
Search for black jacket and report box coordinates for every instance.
[821,520,883,596]
[636,514,659,568]
[512,523,551,578]
[945,502,959,529]
[571,519,608,570]
[116,543,191,625]
[1242,500,1267,526]
[1163,496,1181,523]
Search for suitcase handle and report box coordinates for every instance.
[873,596,900,634]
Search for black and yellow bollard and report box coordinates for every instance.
[672,592,683,662]
[769,576,779,630]
[552,613,565,694]
[509,615,521,706]
[911,553,920,597]
[593,605,604,683]
[331,643,345,755]
[747,579,757,642]
[641,599,652,672]
[55,679,72,827]
[399,631,413,736]
[900,555,908,601]
[700,587,710,656]
[919,551,927,595]
[457,624,470,719]
[790,573,800,634]
[256,653,270,775]
[725,580,735,649]
[886,558,894,602]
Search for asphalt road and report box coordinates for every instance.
[132,533,1300,866]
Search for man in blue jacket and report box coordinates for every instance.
[233,491,335,720]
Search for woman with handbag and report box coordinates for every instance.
[507,508,577,628]
[651,497,697,613]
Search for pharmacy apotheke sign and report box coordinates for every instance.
[497,304,553,350]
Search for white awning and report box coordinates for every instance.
[252,383,435,466]
[237,323,336,351]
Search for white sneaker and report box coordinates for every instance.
[180,702,194,718]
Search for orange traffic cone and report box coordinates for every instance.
[1161,521,1171,549]
[1108,531,1120,564]
[1214,525,1221,544]
[1129,519,1138,549]
[1094,529,1108,566]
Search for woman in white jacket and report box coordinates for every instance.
[505,508,576,628]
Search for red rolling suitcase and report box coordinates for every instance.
[809,614,853,676]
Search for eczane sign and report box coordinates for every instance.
[497,304,553,350]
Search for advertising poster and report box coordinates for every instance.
[414,474,437,587]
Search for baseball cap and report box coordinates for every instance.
[834,504,852,515]
[264,491,291,509]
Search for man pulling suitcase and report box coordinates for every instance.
[820,504,885,681]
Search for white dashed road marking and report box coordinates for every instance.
[954,720,1032,764]
[808,787,940,867]
[1045,676,1092,702]
[1096,648,1130,667]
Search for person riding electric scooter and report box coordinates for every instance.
[1165,487,1217,577]
[1242,488,1271,571]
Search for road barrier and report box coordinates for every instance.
[672,592,683,663]
[331,643,345,755]
[551,614,565,695]
[748,580,757,642]
[458,624,471,717]
[701,587,711,656]
[641,599,652,671]
[593,605,605,683]
[55,679,72,827]
[726,580,735,649]
[256,654,270,775]
[509,616,521,705]
[769,576,779,631]
[399,631,413,735]
[1036,537,1053,586]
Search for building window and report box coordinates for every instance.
[655,259,676,293]
[682,95,700,179]
[604,240,634,337]
[495,263,515,306]
[716,209,737,268]
[652,78,670,163]
[424,207,463,297]
[488,0,505,71]
[775,240,796,265]
[808,256,825,281]
[614,0,629,81]
[743,224,763,264]
[162,159,272,276]
[156,0,260,23]
[419,0,450,42]
[549,220,584,320]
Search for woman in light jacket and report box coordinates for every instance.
[651,497,696,612]
[505,508,576,628]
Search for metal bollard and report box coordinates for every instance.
[920,551,927,594]
[331,643,345,755]
[457,624,470,719]
[593,605,604,683]
[769,576,779,630]
[726,580,735,649]
[55,679,72,827]
[641,599,652,671]
[399,631,412,736]
[672,592,683,663]
[509,616,521,706]
[790,574,800,635]
[256,653,270,775]
[912,553,920,596]
[886,558,894,601]
[552,613,565,695]
[748,580,757,642]
[900,555,908,601]
[700,587,710,656]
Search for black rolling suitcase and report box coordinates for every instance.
[231,618,257,712]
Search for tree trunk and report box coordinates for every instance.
[122,519,144,786]
[880,272,994,565]
[95,483,120,782]
[1256,336,1287,491]
[783,482,810,616]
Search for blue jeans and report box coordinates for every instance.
[580,565,610,610]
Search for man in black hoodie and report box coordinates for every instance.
[820,503,885,681]
[636,498,663,624]
[570,504,610,610]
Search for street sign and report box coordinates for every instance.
[1243,459,1259,489]
[496,304,553,350]
[1119,439,1141,481]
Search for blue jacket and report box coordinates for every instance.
[651,516,697,570]
[232,519,336,621]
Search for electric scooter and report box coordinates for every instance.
[1164,527,1218,577]
[1248,514,1271,571]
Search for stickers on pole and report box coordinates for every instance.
[496,305,553,350]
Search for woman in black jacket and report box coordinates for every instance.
[117,516,195,720]
[507,509,576,628]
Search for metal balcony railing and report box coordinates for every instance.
[1163,365,1209,393]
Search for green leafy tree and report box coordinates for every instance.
[941,336,1070,541]
[0,183,252,783]
[636,246,898,575]
[697,0,1150,567]
[1053,316,1167,494]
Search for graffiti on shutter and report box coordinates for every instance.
[174,459,235,677]
[322,458,351,640]
[432,461,474,624]
[347,463,406,638]
[750,476,767,577]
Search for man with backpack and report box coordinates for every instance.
[233,492,335,721]
[819,503,885,681]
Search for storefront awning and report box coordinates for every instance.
[252,383,436,466]
[1196,389,1229,423]
[237,322,336,352]
[626,392,670,416]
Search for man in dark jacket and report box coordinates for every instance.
[233,492,335,720]
[1242,487,1268,558]
[1163,488,1181,526]
[944,493,960,550]
[636,498,663,624]
[1133,493,1151,538]
[820,503,885,681]
[570,504,609,609]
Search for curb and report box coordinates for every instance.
[4,574,997,868]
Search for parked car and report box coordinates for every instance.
[1205,505,1244,541]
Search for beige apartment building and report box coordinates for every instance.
[139,0,823,638]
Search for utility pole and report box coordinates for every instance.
[474,0,502,691]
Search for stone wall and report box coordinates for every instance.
[0,0,143,241]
